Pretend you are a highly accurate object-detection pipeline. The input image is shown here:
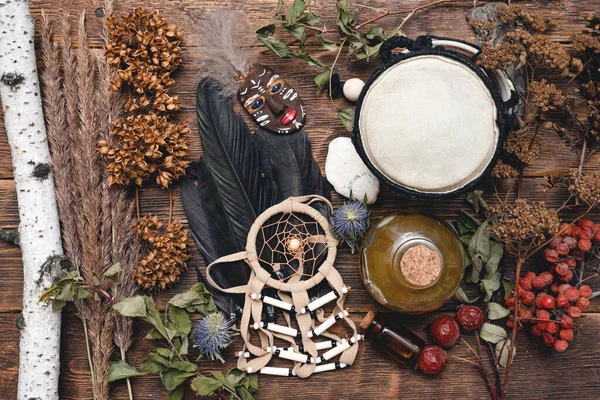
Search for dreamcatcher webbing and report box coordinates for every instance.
[206,195,359,377]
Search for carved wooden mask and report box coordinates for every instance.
[238,64,306,134]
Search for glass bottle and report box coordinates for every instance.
[359,311,425,367]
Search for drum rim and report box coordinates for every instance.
[352,42,510,199]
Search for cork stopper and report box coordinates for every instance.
[359,310,376,331]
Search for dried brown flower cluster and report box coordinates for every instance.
[572,32,600,54]
[492,160,519,180]
[476,42,526,70]
[497,4,557,33]
[529,79,566,113]
[585,12,600,31]
[503,124,540,165]
[99,112,190,187]
[569,170,600,208]
[131,215,189,290]
[488,199,560,255]
[105,7,182,111]
[101,7,189,188]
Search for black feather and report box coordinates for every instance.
[181,78,278,317]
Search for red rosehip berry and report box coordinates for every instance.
[554,339,569,352]
[554,262,570,276]
[543,249,559,263]
[546,321,558,335]
[543,332,556,347]
[519,277,533,291]
[594,229,600,241]
[455,305,485,332]
[536,309,551,320]
[550,282,560,294]
[562,236,578,250]
[555,242,570,256]
[541,295,555,309]
[549,236,563,249]
[579,285,592,298]
[559,328,574,341]
[540,271,554,285]
[517,287,527,298]
[518,307,533,323]
[559,223,572,236]
[579,219,595,230]
[571,226,582,238]
[565,287,580,302]
[505,296,515,307]
[564,258,576,268]
[567,306,582,318]
[564,270,574,282]
[580,228,594,240]
[577,297,590,310]
[537,320,549,331]
[560,315,573,329]
[556,294,569,308]
[533,276,546,289]
[524,271,536,280]
[531,324,543,337]
[578,239,592,252]
[429,315,460,348]
[417,345,447,376]
[523,291,535,306]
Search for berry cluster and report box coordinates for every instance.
[505,220,597,352]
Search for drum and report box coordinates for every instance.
[353,35,516,198]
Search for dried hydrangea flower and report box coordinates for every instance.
[488,199,560,254]
[332,200,370,253]
[572,32,600,54]
[98,111,190,187]
[497,5,557,33]
[492,160,519,180]
[131,215,189,290]
[193,312,233,362]
[530,79,566,113]
[503,125,541,165]
[569,169,600,208]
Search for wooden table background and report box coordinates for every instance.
[1,0,600,399]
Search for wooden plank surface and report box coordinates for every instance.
[1,0,600,399]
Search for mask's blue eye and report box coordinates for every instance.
[271,83,282,93]
[251,98,264,110]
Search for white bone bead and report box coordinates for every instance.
[314,340,337,351]
[235,351,251,358]
[269,346,313,364]
[311,309,350,337]
[259,367,296,377]
[301,291,336,314]
[250,292,294,312]
[266,322,299,338]
[321,337,356,361]
[313,362,347,373]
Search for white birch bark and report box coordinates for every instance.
[0,1,63,399]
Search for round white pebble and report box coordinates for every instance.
[343,78,365,102]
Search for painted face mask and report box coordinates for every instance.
[238,64,306,134]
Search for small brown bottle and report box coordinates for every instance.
[359,311,425,367]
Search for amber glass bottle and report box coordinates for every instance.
[359,311,425,367]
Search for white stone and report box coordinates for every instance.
[325,137,380,204]
[343,78,365,102]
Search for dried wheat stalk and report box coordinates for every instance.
[40,7,140,399]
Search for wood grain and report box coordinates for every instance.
[2,0,600,399]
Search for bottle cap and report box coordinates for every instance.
[359,310,376,331]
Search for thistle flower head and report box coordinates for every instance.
[332,200,370,253]
[192,312,233,362]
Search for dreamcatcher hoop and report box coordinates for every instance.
[205,195,359,378]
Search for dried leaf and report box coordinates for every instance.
[496,339,515,367]
[479,322,507,344]
[108,360,144,383]
[454,287,479,304]
[487,302,510,320]
[338,107,355,132]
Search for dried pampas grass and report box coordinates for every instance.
[40,4,140,399]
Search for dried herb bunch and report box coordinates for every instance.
[100,7,189,189]
[39,5,142,399]
[131,215,189,290]
[101,7,190,291]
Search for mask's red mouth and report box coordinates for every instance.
[281,109,296,125]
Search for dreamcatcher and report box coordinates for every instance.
[206,196,360,377]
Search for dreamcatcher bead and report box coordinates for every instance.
[310,309,350,338]
[313,362,348,373]
[244,366,296,377]
[254,321,301,338]
[235,351,251,358]
[287,236,302,251]
[300,286,351,314]
[321,337,354,362]
[249,292,295,312]
[268,346,314,364]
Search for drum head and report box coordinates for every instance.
[356,53,501,195]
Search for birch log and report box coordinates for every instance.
[0,1,64,399]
